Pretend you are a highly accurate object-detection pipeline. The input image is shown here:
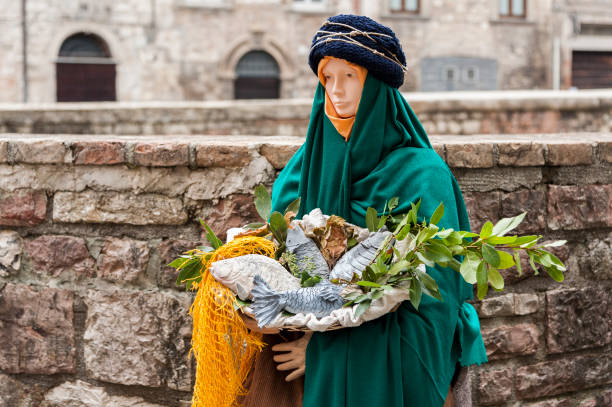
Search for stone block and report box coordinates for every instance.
[523,399,572,407]
[547,142,593,166]
[577,389,612,407]
[11,140,69,164]
[514,293,540,315]
[25,235,94,277]
[462,190,500,233]
[478,294,514,317]
[72,141,126,165]
[482,323,539,360]
[199,193,261,240]
[0,189,46,226]
[497,142,545,166]
[83,289,193,390]
[53,191,188,225]
[500,189,547,234]
[515,354,612,399]
[432,143,446,161]
[259,143,299,169]
[0,141,7,163]
[445,143,495,168]
[97,237,150,282]
[196,144,251,168]
[157,239,203,288]
[455,167,543,192]
[42,380,166,407]
[546,287,612,354]
[600,141,612,163]
[134,142,189,167]
[0,373,45,407]
[0,283,75,374]
[0,230,22,276]
[478,367,513,405]
[581,234,612,280]
[547,184,612,230]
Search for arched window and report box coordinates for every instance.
[234,51,280,99]
[56,33,116,102]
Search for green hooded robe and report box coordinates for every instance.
[270,72,487,407]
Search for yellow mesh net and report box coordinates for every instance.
[188,236,276,407]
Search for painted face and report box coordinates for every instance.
[321,58,364,118]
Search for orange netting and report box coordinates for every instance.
[188,236,276,407]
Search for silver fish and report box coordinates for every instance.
[329,230,393,281]
[286,225,330,279]
[251,275,344,327]
[209,254,301,300]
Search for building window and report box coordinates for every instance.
[390,0,419,13]
[463,66,479,83]
[499,0,525,18]
[56,33,116,102]
[292,0,326,12]
[234,50,280,99]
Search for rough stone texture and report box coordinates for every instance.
[580,233,612,280]
[0,189,47,226]
[0,283,75,374]
[523,399,572,407]
[497,142,546,166]
[11,140,69,164]
[259,143,300,169]
[454,167,543,192]
[157,239,202,289]
[53,191,188,225]
[445,143,495,168]
[196,144,252,168]
[73,141,126,165]
[462,191,500,233]
[25,235,95,277]
[546,287,612,354]
[601,141,612,163]
[482,323,539,360]
[0,373,45,407]
[515,354,612,399]
[500,188,547,234]
[477,293,539,318]
[547,184,612,230]
[547,142,593,166]
[478,367,513,405]
[199,193,261,241]
[0,141,7,163]
[514,293,540,315]
[97,237,150,282]
[83,289,193,390]
[577,390,612,407]
[133,142,189,167]
[42,380,166,407]
[0,230,22,276]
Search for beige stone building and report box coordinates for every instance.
[1,0,611,103]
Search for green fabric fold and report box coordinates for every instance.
[271,73,487,406]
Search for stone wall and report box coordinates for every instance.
[0,133,610,406]
[2,89,612,137]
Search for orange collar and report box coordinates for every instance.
[317,56,367,142]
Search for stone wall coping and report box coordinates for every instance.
[1,88,612,114]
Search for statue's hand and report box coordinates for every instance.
[271,332,313,382]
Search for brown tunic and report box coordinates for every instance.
[238,332,305,407]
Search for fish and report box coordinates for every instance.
[285,225,331,279]
[329,230,393,281]
[209,254,301,300]
[250,275,344,327]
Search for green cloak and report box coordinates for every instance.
[271,73,487,406]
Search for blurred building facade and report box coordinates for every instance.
[1,0,612,103]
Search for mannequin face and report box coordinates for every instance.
[321,58,364,118]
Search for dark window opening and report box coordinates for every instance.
[499,0,526,18]
[390,0,419,13]
[234,50,280,99]
[56,33,116,102]
[571,50,612,89]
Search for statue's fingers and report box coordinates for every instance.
[285,367,305,382]
[271,342,296,352]
[276,360,301,371]
[273,352,294,363]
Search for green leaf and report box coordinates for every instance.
[542,240,567,248]
[416,269,442,301]
[476,262,488,300]
[459,231,479,238]
[513,249,522,277]
[424,240,454,264]
[491,212,527,236]
[254,184,272,221]
[168,257,190,269]
[357,280,382,288]
[245,222,266,229]
[416,252,435,267]
[269,211,288,244]
[436,228,454,239]
[200,220,223,249]
[371,289,384,300]
[363,265,377,282]
[388,197,399,212]
[487,235,518,245]
[527,252,540,275]
[409,279,422,310]
[347,236,358,250]
[285,197,301,215]
[354,300,372,319]
[459,251,480,284]
[388,260,411,276]
[366,207,379,232]
[487,267,504,290]
[176,260,202,290]
[496,249,516,269]
[544,264,564,282]
[479,221,493,239]
[513,235,540,246]
[430,202,444,225]
[482,243,500,267]
[342,292,361,301]
[542,251,567,271]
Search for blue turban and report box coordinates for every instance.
[308,14,407,88]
